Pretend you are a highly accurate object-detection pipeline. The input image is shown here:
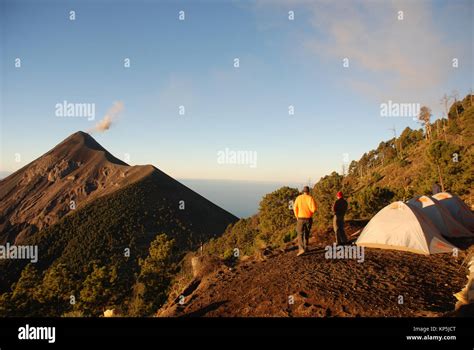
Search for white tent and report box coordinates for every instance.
[356,201,457,255]
[432,192,474,232]
[407,195,473,238]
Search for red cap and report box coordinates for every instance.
[337,191,343,198]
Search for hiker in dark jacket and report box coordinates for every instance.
[432,182,442,195]
[333,191,348,245]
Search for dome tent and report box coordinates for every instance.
[432,192,474,232]
[407,195,473,238]
[356,201,457,255]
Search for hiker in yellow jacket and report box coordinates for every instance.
[293,186,317,256]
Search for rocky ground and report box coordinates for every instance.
[158,223,473,317]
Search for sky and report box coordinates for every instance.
[1,0,473,185]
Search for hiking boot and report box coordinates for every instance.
[297,249,305,257]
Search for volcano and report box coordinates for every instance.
[0,131,238,244]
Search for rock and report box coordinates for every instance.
[191,255,222,278]
[47,171,57,182]
[103,308,121,317]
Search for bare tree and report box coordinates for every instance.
[418,106,432,141]
[451,90,460,118]
[440,93,451,128]
[388,126,400,159]
[440,93,451,118]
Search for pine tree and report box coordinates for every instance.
[77,263,119,316]
[10,264,42,316]
[36,263,79,316]
[130,234,175,316]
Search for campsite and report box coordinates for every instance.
[156,192,474,317]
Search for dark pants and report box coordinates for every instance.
[333,215,347,245]
[296,218,312,251]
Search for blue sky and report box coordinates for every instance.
[1,0,472,183]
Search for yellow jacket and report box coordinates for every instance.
[294,193,317,219]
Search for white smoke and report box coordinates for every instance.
[89,101,124,133]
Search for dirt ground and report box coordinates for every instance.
[158,222,472,317]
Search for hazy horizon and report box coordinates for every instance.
[0,164,302,218]
[180,178,301,218]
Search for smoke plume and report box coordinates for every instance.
[90,101,124,133]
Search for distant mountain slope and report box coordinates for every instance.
[312,94,474,228]
[346,94,473,201]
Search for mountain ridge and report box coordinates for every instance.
[0,131,236,245]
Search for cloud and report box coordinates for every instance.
[305,1,452,90]
[89,101,124,133]
[255,0,469,108]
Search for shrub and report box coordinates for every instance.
[131,234,176,316]
[283,229,297,243]
[258,187,299,235]
[312,172,344,229]
[351,186,395,219]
